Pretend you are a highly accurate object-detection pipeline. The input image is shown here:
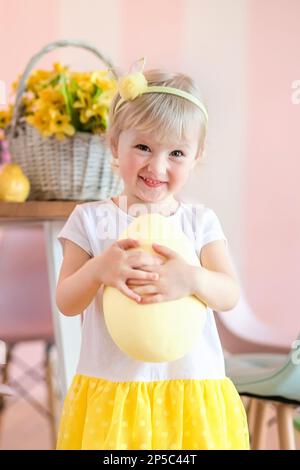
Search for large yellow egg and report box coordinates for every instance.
[103,212,207,362]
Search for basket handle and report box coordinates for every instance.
[11,39,118,136]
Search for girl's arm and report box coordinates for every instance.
[190,240,240,312]
[56,238,160,316]
[56,239,103,316]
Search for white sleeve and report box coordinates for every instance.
[57,204,93,257]
[201,208,228,249]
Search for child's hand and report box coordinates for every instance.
[98,239,163,303]
[126,243,194,304]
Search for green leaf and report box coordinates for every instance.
[69,79,78,93]
[59,74,71,114]
[59,73,81,129]
[81,119,96,131]
[40,73,61,90]
[93,85,103,101]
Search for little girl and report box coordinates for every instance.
[55,61,250,450]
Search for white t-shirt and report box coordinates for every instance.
[57,198,228,382]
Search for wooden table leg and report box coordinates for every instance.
[276,403,296,450]
[251,399,268,450]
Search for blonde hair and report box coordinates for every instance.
[106,69,207,172]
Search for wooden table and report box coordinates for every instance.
[0,201,89,398]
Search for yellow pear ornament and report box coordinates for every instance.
[103,213,207,362]
[0,163,30,202]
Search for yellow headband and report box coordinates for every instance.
[113,59,208,125]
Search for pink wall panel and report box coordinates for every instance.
[244,0,300,330]
[119,0,186,70]
[1,0,60,102]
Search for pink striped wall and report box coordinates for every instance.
[1,0,299,335]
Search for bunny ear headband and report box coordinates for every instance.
[110,57,208,125]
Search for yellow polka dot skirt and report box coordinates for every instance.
[56,374,250,450]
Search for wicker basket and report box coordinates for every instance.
[5,40,124,201]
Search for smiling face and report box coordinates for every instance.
[112,127,202,210]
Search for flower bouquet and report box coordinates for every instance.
[1,40,123,200]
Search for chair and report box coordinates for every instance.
[213,279,300,449]
[0,224,57,448]
[224,337,300,450]
[214,291,292,355]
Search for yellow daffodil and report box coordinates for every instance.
[53,62,68,74]
[26,69,53,94]
[72,72,94,93]
[91,70,117,92]
[21,95,35,115]
[26,109,53,137]
[36,88,65,108]
[12,74,22,92]
[0,106,13,130]
[73,89,92,110]
[48,110,75,140]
